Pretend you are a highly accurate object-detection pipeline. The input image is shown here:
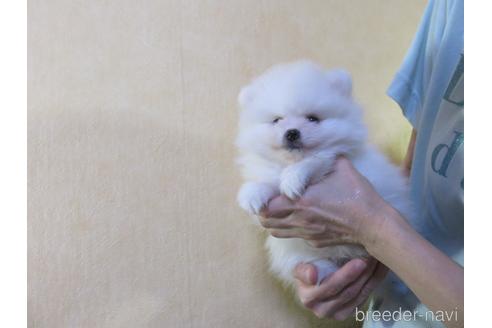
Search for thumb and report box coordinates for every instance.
[261,195,296,218]
[293,263,317,285]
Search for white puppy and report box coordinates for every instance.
[236,60,414,286]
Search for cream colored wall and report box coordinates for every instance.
[28,1,425,327]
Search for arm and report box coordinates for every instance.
[376,128,463,324]
[364,206,463,327]
[261,158,463,327]
[402,128,417,177]
[259,130,417,321]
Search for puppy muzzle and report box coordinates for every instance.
[283,129,303,150]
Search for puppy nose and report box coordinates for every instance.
[285,129,301,142]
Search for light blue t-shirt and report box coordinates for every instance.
[363,0,463,327]
[389,0,463,264]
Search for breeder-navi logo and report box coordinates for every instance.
[355,307,459,323]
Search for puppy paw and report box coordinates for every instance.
[237,182,278,215]
[280,166,308,199]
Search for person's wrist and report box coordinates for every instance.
[358,200,399,253]
[366,205,413,260]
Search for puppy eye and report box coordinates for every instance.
[306,115,320,123]
[272,117,282,124]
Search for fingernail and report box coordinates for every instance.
[295,264,307,280]
[302,266,311,279]
[305,265,318,285]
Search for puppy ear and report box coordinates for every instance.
[326,69,352,97]
[238,85,255,109]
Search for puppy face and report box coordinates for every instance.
[236,61,367,163]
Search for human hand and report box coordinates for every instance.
[259,157,390,248]
[294,258,388,320]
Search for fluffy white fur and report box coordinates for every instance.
[236,60,414,286]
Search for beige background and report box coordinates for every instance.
[28,1,425,327]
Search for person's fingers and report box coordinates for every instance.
[293,263,318,285]
[334,155,354,172]
[299,258,368,307]
[310,258,378,318]
[306,236,358,248]
[262,213,326,232]
[295,281,317,309]
[331,261,389,321]
[260,195,297,218]
[258,216,293,229]
[269,228,310,239]
[295,272,321,309]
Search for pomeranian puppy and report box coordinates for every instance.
[236,60,415,287]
